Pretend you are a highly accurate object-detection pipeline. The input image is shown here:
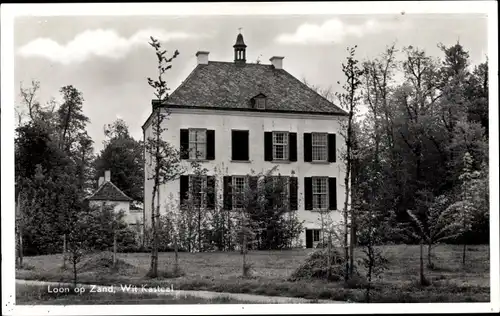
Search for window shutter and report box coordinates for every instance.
[289,133,297,162]
[223,176,232,210]
[289,177,298,210]
[206,176,215,209]
[328,133,336,163]
[264,132,273,161]
[206,130,215,160]
[180,175,189,205]
[304,177,313,210]
[303,133,312,162]
[329,177,337,210]
[180,129,189,159]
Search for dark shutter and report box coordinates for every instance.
[180,175,189,205]
[329,177,337,210]
[289,133,297,162]
[232,130,249,161]
[223,176,232,210]
[180,129,189,159]
[206,130,215,160]
[328,133,336,163]
[303,133,312,162]
[207,176,215,209]
[264,132,273,161]
[304,177,313,210]
[289,177,298,210]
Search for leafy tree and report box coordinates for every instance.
[94,119,144,201]
[145,36,183,278]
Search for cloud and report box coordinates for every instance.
[18,28,206,64]
[275,18,406,45]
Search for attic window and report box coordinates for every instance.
[255,97,266,110]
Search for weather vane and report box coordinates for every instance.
[238,27,243,34]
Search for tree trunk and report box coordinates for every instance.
[73,257,77,287]
[242,226,247,277]
[327,234,332,280]
[174,235,179,273]
[16,193,24,268]
[149,184,158,277]
[113,230,117,268]
[462,242,466,266]
[349,210,355,277]
[427,243,432,268]
[419,240,425,285]
[198,208,201,252]
[63,234,67,269]
[18,227,23,267]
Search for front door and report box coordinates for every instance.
[305,229,313,248]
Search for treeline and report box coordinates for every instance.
[15,83,144,256]
[349,42,489,246]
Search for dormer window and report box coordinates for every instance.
[255,98,266,109]
[252,93,267,110]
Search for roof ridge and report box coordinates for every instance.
[107,181,133,201]
[87,180,133,202]
[279,68,346,114]
[167,64,202,103]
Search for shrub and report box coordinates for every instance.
[288,249,359,282]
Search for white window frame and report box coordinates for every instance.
[188,128,207,160]
[272,131,289,161]
[189,175,207,209]
[312,177,328,210]
[232,176,247,210]
[312,133,328,162]
[313,229,321,242]
[255,97,266,110]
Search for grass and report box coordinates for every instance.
[16,244,490,303]
[16,284,256,305]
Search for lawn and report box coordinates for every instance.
[16,244,490,303]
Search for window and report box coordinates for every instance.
[312,133,328,161]
[312,177,328,210]
[190,175,206,208]
[232,176,246,209]
[313,230,320,242]
[232,130,249,161]
[189,129,206,160]
[273,132,289,161]
[255,97,266,109]
[272,176,289,207]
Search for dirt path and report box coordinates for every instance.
[16,279,343,304]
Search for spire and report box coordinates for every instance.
[233,30,246,65]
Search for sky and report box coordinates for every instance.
[13,13,488,153]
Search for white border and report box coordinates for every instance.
[2,2,499,315]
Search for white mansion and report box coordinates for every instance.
[142,33,347,248]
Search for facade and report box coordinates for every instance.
[143,33,348,248]
[87,170,143,237]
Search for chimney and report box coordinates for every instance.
[196,51,209,65]
[270,56,284,70]
[104,170,111,182]
[98,177,104,187]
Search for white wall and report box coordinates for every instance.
[144,107,348,247]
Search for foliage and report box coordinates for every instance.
[94,119,144,202]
